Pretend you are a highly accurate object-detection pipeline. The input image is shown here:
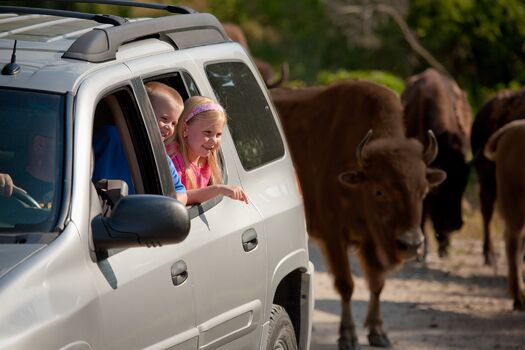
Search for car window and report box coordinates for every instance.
[0,88,65,232]
[92,88,169,256]
[143,71,200,101]
[206,61,285,170]
[182,71,200,97]
[92,88,164,200]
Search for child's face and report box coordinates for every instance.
[153,97,183,142]
[185,118,225,159]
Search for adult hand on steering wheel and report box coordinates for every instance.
[0,173,14,197]
[0,173,41,208]
[11,186,41,208]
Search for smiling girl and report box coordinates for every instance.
[172,96,248,205]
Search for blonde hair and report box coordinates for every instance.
[145,81,184,145]
[176,96,227,189]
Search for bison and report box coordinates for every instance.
[484,120,525,310]
[401,68,472,260]
[271,80,446,350]
[471,87,525,265]
[223,22,288,88]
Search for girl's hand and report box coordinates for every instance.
[220,184,248,204]
[0,173,14,197]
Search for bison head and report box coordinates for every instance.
[337,130,446,268]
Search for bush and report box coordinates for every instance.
[316,69,405,96]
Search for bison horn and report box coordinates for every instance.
[356,129,373,169]
[424,130,438,165]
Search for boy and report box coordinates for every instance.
[145,81,187,205]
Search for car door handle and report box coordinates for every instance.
[242,229,258,252]
[171,260,188,286]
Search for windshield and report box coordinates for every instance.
[0,89,65,232]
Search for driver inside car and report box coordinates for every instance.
[0,119,56,208]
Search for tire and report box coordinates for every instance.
[266,304,298,350]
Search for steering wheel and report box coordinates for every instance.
[12,186,41,208]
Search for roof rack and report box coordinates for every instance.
[49,0,197,15]
[0,6,126,26]
[0,3,229,63]
[63,13,228,62]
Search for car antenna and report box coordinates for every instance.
[2,40,21,76]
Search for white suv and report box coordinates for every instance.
[0,3,313,349]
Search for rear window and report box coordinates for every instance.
[0,89,65,232]
[206,62,284,170]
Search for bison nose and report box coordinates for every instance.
[396,229,424,258]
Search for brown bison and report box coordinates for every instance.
[484,120,525,310]
[401,68,472,260]
[471,87,525,265]
[271,80,446,350]
[222,22,288,88]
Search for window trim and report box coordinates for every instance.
[130,78,173,196]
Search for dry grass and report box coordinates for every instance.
[459,182,504,240]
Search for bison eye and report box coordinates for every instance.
[373,187,390,202]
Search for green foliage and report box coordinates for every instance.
[206,0,342,84]
[316,69,405,95]
[408,0,525,109]
[8,0,525,112]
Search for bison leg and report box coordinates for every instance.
[364,268,391,348]
[417,222,430,263]
[339,300,360,350]
[319,240,360,350]
[480,179,497,265]
[416,230,429,263]
[417,209,431,263]
[435,230,451,258]
[505,228,525,310]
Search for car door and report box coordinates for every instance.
[74,67,198,350]
[127,53,268,349]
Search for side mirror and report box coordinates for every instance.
[91,195,190,259]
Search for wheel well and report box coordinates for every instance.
[272,268,304,345]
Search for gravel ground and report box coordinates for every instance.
[309,226,525,350]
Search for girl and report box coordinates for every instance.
[172,96,248,205]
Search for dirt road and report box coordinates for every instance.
[309,235,525,350]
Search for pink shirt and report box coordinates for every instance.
[165,141,178,160]
[170,149,211,189]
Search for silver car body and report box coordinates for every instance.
[0,11,313,350]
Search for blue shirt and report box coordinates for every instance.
[169,156,186,193]
[92,126,185,193]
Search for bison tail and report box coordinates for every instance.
[484,135,498,161]
[484,120,525,161]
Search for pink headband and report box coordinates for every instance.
[185,103,225,123]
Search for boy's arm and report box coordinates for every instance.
[167,157,188,206]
